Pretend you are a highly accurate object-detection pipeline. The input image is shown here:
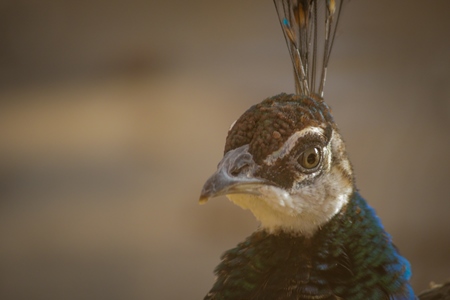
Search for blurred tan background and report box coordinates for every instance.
[0,0,449,299]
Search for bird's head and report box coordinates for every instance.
[200,93,355,237]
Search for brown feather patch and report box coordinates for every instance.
[224,93,335,164]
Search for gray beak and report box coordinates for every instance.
[199,145,264,204]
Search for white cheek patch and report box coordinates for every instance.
[226,166,352,237]
[264,126,325,166]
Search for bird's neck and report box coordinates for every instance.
[210,192,415,299]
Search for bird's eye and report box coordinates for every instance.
[299,147,321,169]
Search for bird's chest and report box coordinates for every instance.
[254,246,349,298]
[219,233,351,299]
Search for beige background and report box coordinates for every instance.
[0,0,449,299]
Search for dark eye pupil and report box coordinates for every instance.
[307,153,317,164]
[299,147,320,169]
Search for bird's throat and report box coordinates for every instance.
[227,190,346,237]
[226,170,352,237]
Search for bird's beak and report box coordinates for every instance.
[199,145,264,204]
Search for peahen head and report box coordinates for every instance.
[200,93,354,237]
[200,0,351,237]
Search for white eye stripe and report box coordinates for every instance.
[228,120,237,131]
[264,127,325,166]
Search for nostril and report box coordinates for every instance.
[230,168,240,176]
[230,164,249,177]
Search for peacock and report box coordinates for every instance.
[199,0,449,299]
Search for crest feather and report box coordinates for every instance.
[274,0,344,99]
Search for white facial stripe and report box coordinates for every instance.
[330,130,352,176]
[264,126,325,166]
[228,120,237,132]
